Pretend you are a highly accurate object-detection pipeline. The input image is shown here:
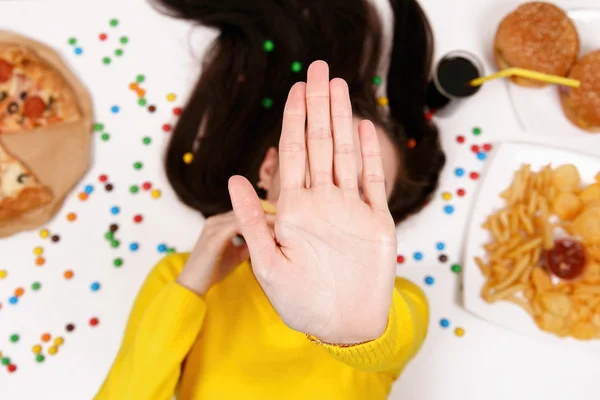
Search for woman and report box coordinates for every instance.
[96,0,445,398]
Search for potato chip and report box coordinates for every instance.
[552,164,580,193]
[540,292,571,317]
[579,183,600,205]
[552,192,582,220]
[571,206,600,244]
[570,321,596,340]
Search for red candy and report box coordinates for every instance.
[471,145,479,153]
[90,317,99,327]
[7,364,17,373]
[99,174,108,183]
[457,188,466,197]
[396,255,405,264]
[162,124,172,132]
[470,172,480,180]
[173,107,182,116]
[142,182,152,190]
[425,111,434,121]
[99,33,107,41]
[483,143,492,152]
[133,215,143,223]
[456,135,465,144]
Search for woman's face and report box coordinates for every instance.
[258,117,400,204]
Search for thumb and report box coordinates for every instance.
[228,176,279,270]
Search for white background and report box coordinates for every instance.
[0,0,599,399]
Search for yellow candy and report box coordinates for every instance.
[151,189,162,199]
[442,192,452,201]
[33,247,44,256]
[166,93,177,102]
[48,346,58,355]
[377,96,389,106]
[40,229,49,238]
[454,327,465,337]
[0,270,7,279]
[54,337,64,346]
[183,152,194,164]
[32,345,42,354]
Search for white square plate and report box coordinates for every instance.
[463,142,600,350]
[507,7,600,137]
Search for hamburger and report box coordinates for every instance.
[494,2,579,87]
[560,50,600,133]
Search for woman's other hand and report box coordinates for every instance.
[177,211,275,296]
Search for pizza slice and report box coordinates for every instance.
[0,142,52,223]
[0,44,81,134]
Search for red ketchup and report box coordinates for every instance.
[543,239,586,280]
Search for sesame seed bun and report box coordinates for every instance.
[494,2,579,88]
[560,50,600,133]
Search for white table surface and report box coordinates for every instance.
[0,0,599,399]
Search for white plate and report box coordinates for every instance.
[507,7,600,137]
[463,142,600,350]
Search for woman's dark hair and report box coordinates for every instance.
[154,0,445,225]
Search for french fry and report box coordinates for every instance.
[509,206,519,234]
[494,254,530,291]
[506,237,542,259]
[475,257,490,277]
[518,205,535,235]
[490,215,503,242]
[488,283,527,302]
[528,190,538,216]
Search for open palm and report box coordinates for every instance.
[228,61,397,344]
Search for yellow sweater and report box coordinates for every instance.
[95,254,428,400]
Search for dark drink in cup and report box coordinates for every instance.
[426,51,484,113]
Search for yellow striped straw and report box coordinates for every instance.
[470,67,580,88]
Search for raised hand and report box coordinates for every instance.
[228,61,397,344]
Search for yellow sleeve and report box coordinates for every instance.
[95,253,206,400]
[311,278,429,377]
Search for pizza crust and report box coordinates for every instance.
[0,186,51,223]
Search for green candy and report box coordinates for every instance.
[261,97,273,109]
[36,354,45,363]
[130,185,139,194]
[263,40,274,52]
[291,61,302,73]
[113,258,123,267]
[104,232,114,240]
[451,264,462,273]
[32,282,41,291]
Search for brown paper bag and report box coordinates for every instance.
[0,30,93,238]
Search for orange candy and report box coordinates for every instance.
[64,270,74,280]
[129,82,139,90]
[78,192,88,201]
[35,257,45,266]
[67,213,77,222]
[136,88,146,98]
[15,287,24,297]
[41,333,51,342]
[408,138,417,149]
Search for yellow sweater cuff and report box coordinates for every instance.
[309,290,414,372]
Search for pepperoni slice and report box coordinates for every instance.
[0,59,13,83]
[23,96,46,119]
